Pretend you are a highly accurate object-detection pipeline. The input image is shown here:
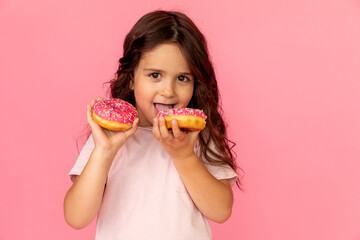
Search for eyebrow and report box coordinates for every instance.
[143,68,193,76]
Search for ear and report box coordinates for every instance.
[130,79,134,91]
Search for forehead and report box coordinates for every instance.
[139,43,191,72]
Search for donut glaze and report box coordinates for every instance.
[92,98,137,131]
[157,108,207,131]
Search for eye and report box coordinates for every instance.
[177,75,190,82]
[149,73,161,79]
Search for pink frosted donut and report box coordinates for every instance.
[157,108,207,131]
[92,98,137,131]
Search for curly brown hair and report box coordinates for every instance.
[103,10,244,189]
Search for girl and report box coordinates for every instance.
[64,10,242,239]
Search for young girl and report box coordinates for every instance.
[64,10,242,239]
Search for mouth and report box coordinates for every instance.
[154,103,175,115]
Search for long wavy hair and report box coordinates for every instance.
[104,10,243,189]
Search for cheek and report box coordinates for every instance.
[134,80,152,98]
[180,85,194,104]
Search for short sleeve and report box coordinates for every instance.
[68,134,95,182]
[195,140,238,186]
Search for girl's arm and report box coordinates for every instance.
[63,147,117,229]
[152,117,234,223]
[172,154,233,223]
[63,100,139,229]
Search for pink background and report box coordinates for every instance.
[1,0,359,239]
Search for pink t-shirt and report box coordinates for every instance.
[69,126,237,240]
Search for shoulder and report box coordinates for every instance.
[195,138,238,185]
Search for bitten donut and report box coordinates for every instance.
[157,108,207,131]
[92,98,137,131]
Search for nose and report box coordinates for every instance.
[159,80,175,98]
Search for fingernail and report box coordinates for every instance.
[159,117,164,121]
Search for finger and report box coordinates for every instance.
[124,118,139,138]
[90,99,96,107]
[87,100,104,132]
[159,116,171,140]
[188,130,201,144]
[171,119,185,140]
[152,117,161,142]
[86,103,96,127]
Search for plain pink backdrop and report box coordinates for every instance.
[1,0,360,239]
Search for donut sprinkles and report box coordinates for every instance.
[157,108,206,119]
[92,98,137,131]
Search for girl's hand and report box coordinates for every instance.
[87,99,139,153]
[152,116,199,160]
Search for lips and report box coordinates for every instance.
[154,103,175,114]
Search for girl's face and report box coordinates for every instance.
[132,43,194,127]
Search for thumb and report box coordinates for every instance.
[124,118,140,139]
[86,102,100,131]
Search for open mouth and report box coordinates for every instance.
[154,103,175,115]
